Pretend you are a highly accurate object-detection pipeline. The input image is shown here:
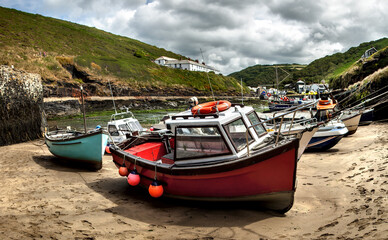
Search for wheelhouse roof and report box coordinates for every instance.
[165,105,256,127]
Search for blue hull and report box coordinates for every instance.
[306,135,344,151]
[45,130,108,169]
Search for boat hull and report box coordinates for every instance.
[297,127,318,158]
[306,135,344,151]
[45,130,108,169]
[111,139,299,213]
[341,113,361,135]
[306,123,348,151]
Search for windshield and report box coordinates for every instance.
[246,111,267,136]
[175,126,231,160]
[223,118,253,151]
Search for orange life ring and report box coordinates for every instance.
[267,93,271,97]
[319,99,330,105]
[191,100,231,115]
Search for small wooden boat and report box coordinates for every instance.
[45,86,108,170]
[109,101,317,213]
[45,129,109,170]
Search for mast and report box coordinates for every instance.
[108,78,117,114]
[80,86,87,133]
[275,66,279,100]
[241,78,244,105]
[200,48,215,101]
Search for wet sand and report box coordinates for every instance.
[0,123,387,239]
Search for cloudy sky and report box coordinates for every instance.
[1,0,387,74]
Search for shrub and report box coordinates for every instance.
[55,56,74,65]
[91,62,101,71]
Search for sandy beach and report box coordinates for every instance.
[0,123,387,239]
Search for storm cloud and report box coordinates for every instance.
[1,0,387,74]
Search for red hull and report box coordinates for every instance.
[111,139,298,212]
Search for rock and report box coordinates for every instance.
[0,65,43,146]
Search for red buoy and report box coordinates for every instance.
[127,170,140,186]
[119,166,129,176]
[148,180,163,198]
[105,146,111,154]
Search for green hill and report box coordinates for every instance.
[0,7,246,96]
[228,64,305,87]
[229,38,388,89]
[293,38,388,85]
[330,46,388,90]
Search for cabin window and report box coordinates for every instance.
[127,121,142,131]
[223,118,253,151]
[118,124,130,131]
[246,111,266,136]
[175,126,231,160]
[108,125,119,136]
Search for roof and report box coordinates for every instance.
[166,105,254,127]
[164,59,219,72]
[155,56,177,61]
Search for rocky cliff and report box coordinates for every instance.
[0,65,43,146]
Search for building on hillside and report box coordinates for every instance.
[154,56,220,74]
[154,56,177,65]
[310,83,327,93]
[295,80,305,93]
[294,80,327,94]
[361,47,377,60]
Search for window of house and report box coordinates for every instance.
[175,126,231,160]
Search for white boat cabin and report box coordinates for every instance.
[164,105,270,164]
[107,109,143,143]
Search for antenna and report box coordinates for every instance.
[275,66,279,100]
[241,78,244,105]
[200,48,215,101]
[107,78,117,114]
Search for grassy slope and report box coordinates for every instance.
[292,38,388,85]
[229,38,388,88]
[0,7,246,95]
[330,46,388,89]
[228,64,305,87]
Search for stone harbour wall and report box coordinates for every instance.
[0,65,43,146]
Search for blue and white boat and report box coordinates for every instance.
[45,129,109,170]
[306,121,348,151]
[305,97,348,151]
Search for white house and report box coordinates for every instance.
[154,56,220,74]
[154,56,177,65]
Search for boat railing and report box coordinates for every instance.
[272,117,318,132]
[245,100,318,157]
[271,102,315,119]
[110,107,135,121]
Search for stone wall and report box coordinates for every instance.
[0,65,43,146]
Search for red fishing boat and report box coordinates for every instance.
[110,102,302,213]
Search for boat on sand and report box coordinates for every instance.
[45,129,108,170]
[109,101,316,213]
